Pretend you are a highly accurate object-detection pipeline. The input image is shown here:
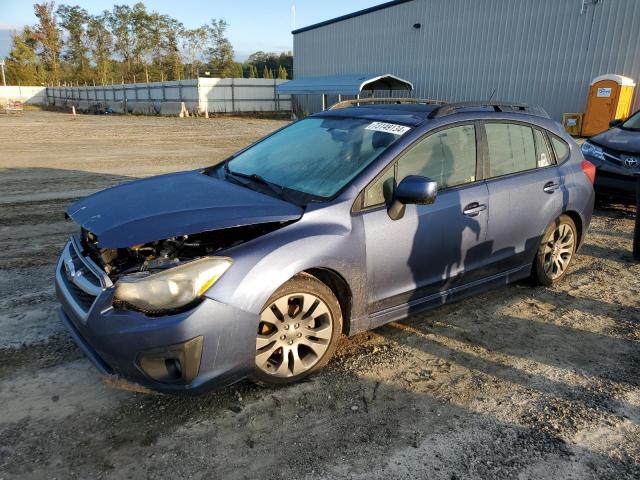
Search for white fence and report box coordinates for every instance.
[0,78,291,115]
[0,86,47,106]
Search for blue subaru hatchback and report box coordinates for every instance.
[56,101,595,394]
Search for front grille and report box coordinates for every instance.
[61,273,96,312]
[600,145,640,170]
[58,236,110,320]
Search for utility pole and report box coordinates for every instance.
[633,174,640,261]
[0,60,6,86]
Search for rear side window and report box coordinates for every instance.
[533,129,554,167]
[550,135,570,163]
[485,123,536,177]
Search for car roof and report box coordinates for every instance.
[314,102,557,131]
[315,104,437,126]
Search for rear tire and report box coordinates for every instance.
[533,214,577,286]
[251,273,342,386]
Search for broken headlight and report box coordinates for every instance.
[113,257,232,313]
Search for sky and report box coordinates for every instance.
[0,0,384,60]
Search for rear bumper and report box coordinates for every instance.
[56,239,258,395]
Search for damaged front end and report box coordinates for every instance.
[79,222,287,315]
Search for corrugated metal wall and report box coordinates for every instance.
[293,0,640,120]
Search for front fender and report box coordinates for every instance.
[203,205,368,331]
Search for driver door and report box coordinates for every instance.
[359,123,490,314]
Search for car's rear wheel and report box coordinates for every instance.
[533,214,577,286]
[252,274,342,385]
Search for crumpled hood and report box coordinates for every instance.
[66,170,303,248]
[591,127,640,153]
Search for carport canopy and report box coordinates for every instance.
[276,73,414,96]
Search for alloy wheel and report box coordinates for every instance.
[256,293,333,378]
[543,223,575,280]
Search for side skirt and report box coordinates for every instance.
[366,264,532,331]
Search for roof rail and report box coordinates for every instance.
[428,101,550,119]
[330,97,447,110]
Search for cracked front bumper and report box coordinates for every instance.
[55,238,258,395]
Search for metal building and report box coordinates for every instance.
[292,0,640,120]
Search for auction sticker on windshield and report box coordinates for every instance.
[365,122,411,136]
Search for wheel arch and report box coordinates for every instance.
[303,267,353,335]
[562,210,584,247]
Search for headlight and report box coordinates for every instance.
[114,257,232,312]
[581,141,604,161]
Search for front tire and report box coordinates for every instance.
[533,214,577,286]
[251,274,342,386]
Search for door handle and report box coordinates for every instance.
[543,181,560,193]
[463,202,487,217]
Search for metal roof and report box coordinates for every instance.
[275,74,413,95]
[292,0,414,34]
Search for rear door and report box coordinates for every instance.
[480,121,562,274]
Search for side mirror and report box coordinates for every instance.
[609,118,624,128]
[388,175,438,220]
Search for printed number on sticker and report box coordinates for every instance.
[365,122,411,135]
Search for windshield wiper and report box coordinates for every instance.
[224,166,288,200]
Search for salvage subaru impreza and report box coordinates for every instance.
[56,100,595,394]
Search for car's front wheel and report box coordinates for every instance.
[252,274,342,385]
[533,214,578,286]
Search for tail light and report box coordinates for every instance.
[581,159,596,184]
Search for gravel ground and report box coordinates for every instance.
[0,111,638,479]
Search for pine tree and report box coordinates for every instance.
[262,65,274,79]
[278,65,288,80]
[247,64,256,78]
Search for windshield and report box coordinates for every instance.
[621,111,640,131]
[225,117,408,199]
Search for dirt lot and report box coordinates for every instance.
[0,110,638,479]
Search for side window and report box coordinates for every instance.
[485,123,536,177]
[397,124,477,188]
[533,129,554,167]
[550,135,570,163]
[364,167,395,207]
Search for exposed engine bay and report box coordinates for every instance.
[80,222,286,281]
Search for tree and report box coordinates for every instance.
[278,65,288,79]
[229,62,243,78]
[247,64,257,78]
[108,5,134,80]
[278,51,293,79]
[262,65,273,79]
[86,11,113,84]
[207,19,234,77]
[5,28,43,85]
[244,50,293,80]
[32,2,62,83]
[181,26,208,79]
[147,13,183,80]
[57,4,90,82]
[130,2,153,81]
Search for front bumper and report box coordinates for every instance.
[55,237,257,395]
[586,153,639,201]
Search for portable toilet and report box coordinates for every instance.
[582,74,636,137]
